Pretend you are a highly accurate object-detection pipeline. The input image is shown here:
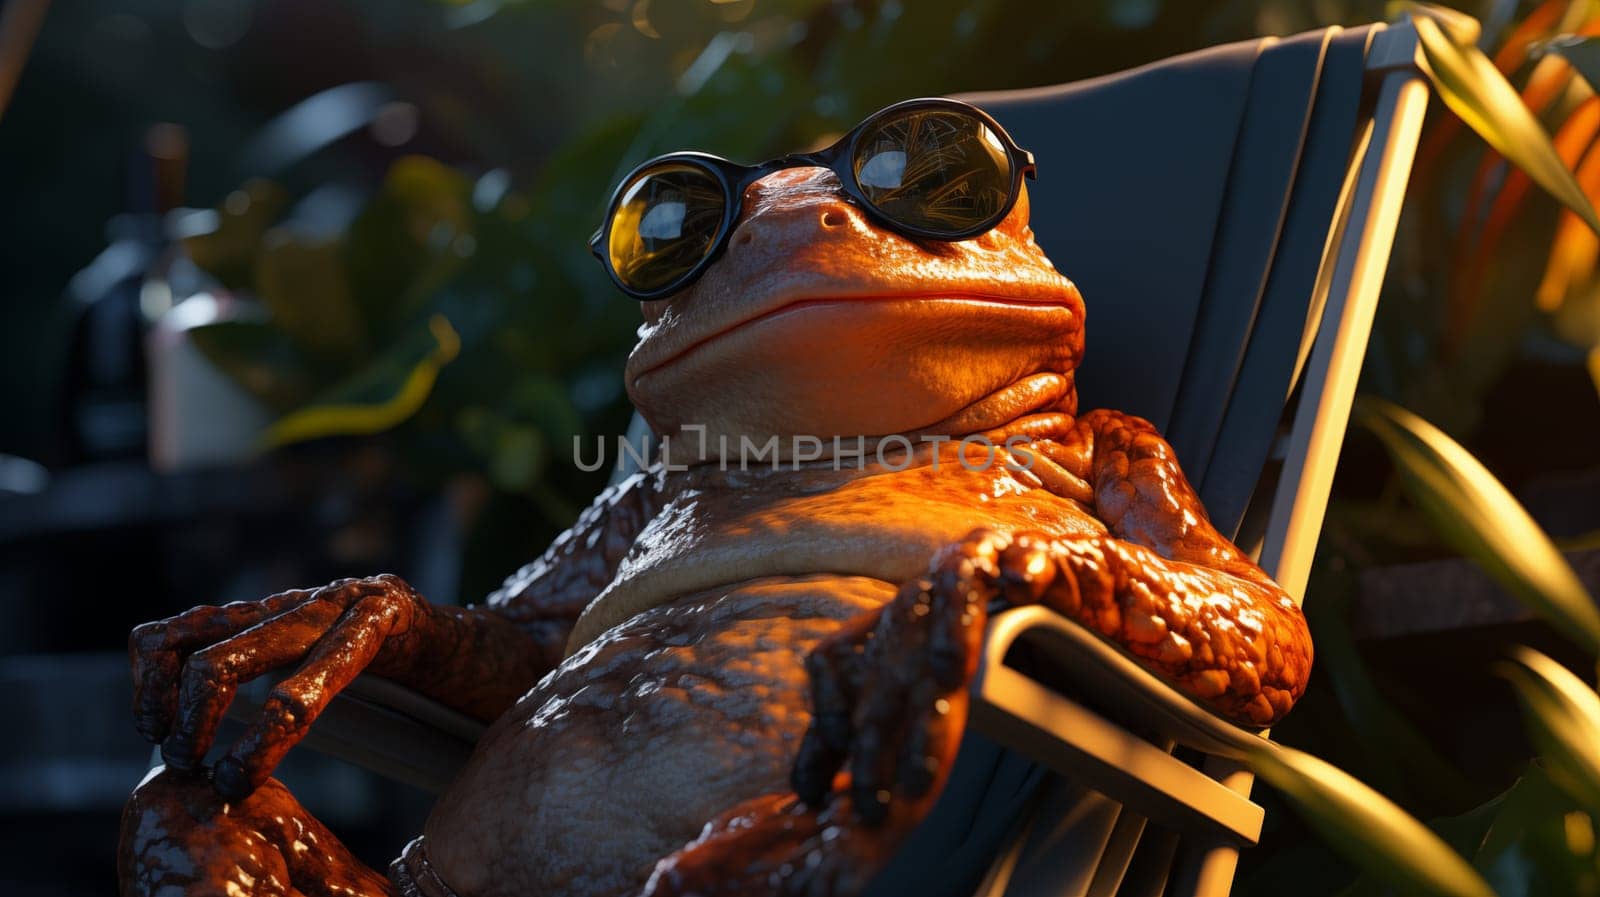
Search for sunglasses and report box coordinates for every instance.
[590,97,1036,301]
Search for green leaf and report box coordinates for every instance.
[344,156,473,341]
[1473,761,1576,875]
[186,318,315,413]
[1409,11,1600,239]
[488,424,546,492]
[264,314,460,447]
[1468,762,1600,897]
[1248,742,1497,897]
[1390,2,1481,45]
[1470,761,1599,895]
[254,229,367,359]
[180,179,290,290]
[1496,646,1600,814]
[1353,397,1600,656]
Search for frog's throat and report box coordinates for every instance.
[657,370,1079,469]
[564,410,1099,656]
[914,369,1078,436]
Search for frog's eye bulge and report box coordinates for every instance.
[606,162,728,295]
[851,106,1015,237]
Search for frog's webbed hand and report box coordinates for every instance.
[120,767,394,897]
[129,472,664,801]
[130,575,544,800]
[789,531,1010,825]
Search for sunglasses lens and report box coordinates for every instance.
[607,162,728,295]
[851,107,1015,236]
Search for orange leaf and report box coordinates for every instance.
[1538,109,1600,310]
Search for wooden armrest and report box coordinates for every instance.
[228,674,486,794]
[969,606,1268,846]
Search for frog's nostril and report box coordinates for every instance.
[821,209,847,228]
[734,231,754,247]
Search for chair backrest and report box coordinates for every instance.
[956,24,1373,542]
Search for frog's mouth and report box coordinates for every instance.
[632,293,1077,382]
[625,291,1082,444]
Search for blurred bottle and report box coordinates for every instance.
[57,124,187,464]
[60,122,269,472]
[141,124,271,472]
[145,285,270,472]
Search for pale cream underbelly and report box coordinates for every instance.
[565,462,1109,653]
[421,574,896,897]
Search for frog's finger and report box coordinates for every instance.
[848,643,918,827]
[131,586,320,744]
[213,589,414,800]
[159,593,349,772]
[643,793,876,897]
[791,650,855,807]
[894,679,941,798]
[791,725,843,807]
[808,614,878,752]
[997,535,1058,603]
[923,533,1004,690]
[791,605,882,805]
[924,584,983,691]
[848,713,894,827]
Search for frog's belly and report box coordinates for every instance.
[422,574,895,897]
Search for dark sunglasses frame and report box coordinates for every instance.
[589,97,1037,301]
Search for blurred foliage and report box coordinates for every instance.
[1377,0,1600,437]
[1342,761,1600,896]
[1247,738,1496,897]
[1238,395,1600,897]
[1406,3,1600,237]
[1304,400,1600,897]
[1354,396,1600,652]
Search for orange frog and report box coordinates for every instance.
[118,99,1311,897]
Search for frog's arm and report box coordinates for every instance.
[484,471,666,667]
[129,472,663,799]
[1053,408,1313,724]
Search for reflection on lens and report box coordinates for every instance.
[608,163,727,294]
[851,108,1014,236]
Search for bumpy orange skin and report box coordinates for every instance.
[119,162,1310,897]
[1065,409,1311,724]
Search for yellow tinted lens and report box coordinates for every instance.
[607,163,727,294]
[851,108,1014,235]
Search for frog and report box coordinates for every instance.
[117,156,1313,897]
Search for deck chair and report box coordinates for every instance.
[223,18,1429,897]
